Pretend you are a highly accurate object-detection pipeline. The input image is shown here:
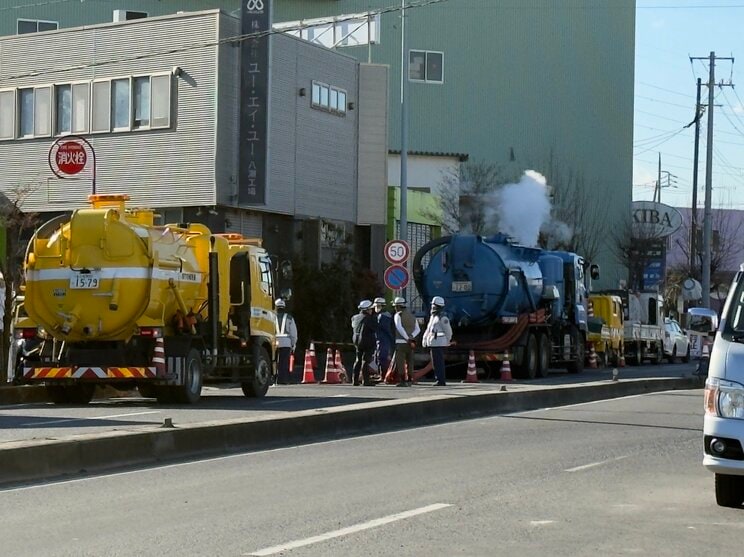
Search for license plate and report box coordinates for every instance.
[70,272,100,289]
[452,281,472,292]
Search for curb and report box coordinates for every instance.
[0,376,703,487]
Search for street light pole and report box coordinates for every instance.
[399,0,408,244]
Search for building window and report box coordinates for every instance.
[18,89,33,136]
[150,75,171,128]
[310,81,347,116]
[0,90,14,140]
[91,80,111,133]
[17,19,58,34]
[133,74,171,129]
[111,78,130,131]
[113,10,147,22]
[56,83,90,135]
[409,50,444,84]
[133,77,150,128]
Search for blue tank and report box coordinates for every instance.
[413,234,571,328]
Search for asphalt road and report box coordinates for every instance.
[0,362,697,445]
[3,387,732,557]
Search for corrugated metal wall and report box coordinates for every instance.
[0,11,221,212]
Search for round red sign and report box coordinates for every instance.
[55,141,87,175]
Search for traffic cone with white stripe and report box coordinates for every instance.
[309,342,317,371]
[588,342,598,369]
[322,348,341,384]
[500,352,513,382]
[301,348,318,384]
[463,350,479,383]
[334,350,348,383]
[152,337,166,377]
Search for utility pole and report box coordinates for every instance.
[690,51,734,308]
[655,153,661,203]
[688,77,703,272]
[399,0,408,245]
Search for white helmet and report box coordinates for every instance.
[431,296,445,308]
[373,297,386,305]
[275,298,286,308]
[358,299,373,310]
[393,296,406,306]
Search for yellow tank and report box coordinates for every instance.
[24,194,214,342]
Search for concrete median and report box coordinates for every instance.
[0,375,703,487]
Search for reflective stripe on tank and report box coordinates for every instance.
[27,268,202,283]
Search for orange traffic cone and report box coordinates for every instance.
[463,350,479,383]
[301,349,318,384]
[587,300,594,318]
[309,342,317,371]
[500,352,513,382]
[334,350,348,383]
[322,348,341,384]
[588,342,598,369]
[152,337,166,376]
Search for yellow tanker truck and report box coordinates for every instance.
[11,194,287,404]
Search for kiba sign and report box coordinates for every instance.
[631,200,683,238]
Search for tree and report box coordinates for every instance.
[539,161,611,264]
[0,186,40,382]
[426,161,514,235]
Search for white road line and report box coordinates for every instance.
[23,411,161,427]
[565,455,628,473]
[530,520,556,526]
[245,503,452,556]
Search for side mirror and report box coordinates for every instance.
[590,264,600,281]
[280,287,293,301]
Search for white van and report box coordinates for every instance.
[703,271,744,507]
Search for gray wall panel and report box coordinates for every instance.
[0,11,221,212]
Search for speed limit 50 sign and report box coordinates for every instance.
[384,239,410,265]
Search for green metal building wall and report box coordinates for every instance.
[276,0,636,289]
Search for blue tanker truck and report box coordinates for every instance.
[412,233,597,379]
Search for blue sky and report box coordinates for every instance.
[634,1,744,209]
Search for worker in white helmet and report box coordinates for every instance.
[392,296,420,386]
[373,296,395,381]
[351,299,377,386]
[274,298,298,384]
[422,296,452,386]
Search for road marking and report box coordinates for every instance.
[530,520,556,526]
[245,503,452,556]
[23,411,161,427]
[565,455,628,472]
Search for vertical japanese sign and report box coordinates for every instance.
[642,239,667,290]
[239,0,271,205]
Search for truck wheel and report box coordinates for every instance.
[682,345,690,363]
[536,334,551,378]
[242,346,272,398]
[46,384,95,405]
[523,333,538,379]
[631,344,642,366]
[651,344,663,365]
[566,328,584,374]
[602,343,610,367]
[715,474,744,507]
[174,348,203,404]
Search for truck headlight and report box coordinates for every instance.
[706,378,744,419]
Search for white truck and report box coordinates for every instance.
[597,290,665,365]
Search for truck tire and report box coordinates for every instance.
[46,384,95,405]
[630,344,642,366]
[536,334,551,378]
[523,333,538,379]
[173,348,203,404]
[715,473,744,508]
[566,327,584,374]
[242,345,272,398]
[651,343,663,365]
[602,343,610,368]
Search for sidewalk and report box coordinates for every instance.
[0,368,704,488]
